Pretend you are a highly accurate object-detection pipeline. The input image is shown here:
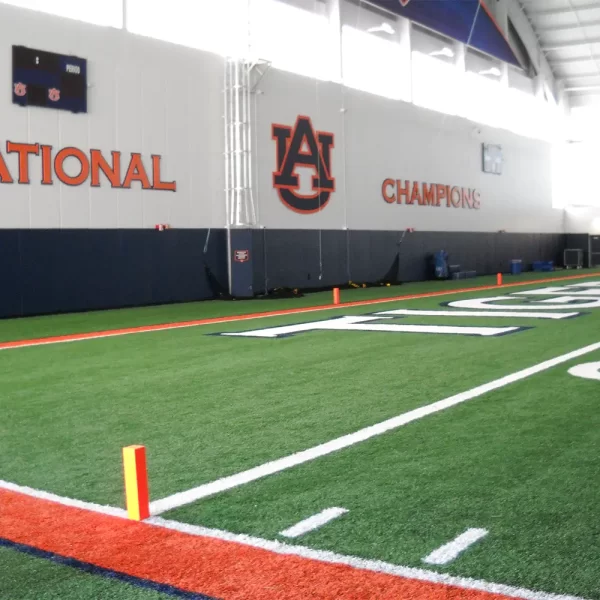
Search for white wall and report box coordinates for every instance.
[0,3,224,229]
[565,208,600,235]
[0,3,566,235]
[254,68,564,233]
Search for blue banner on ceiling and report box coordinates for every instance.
[366,0,521,67]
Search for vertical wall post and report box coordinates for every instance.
[396,17,412,102]
[326,0,343,83]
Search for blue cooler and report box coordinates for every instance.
[510,259,522,275]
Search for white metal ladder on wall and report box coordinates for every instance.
[223,55,270,292]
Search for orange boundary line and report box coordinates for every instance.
[0,488,518,600]
[0,273,597,351]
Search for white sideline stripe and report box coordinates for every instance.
[0,479,128,518]
[423,528,489,565]
[0,479,588,600]
[279,507,348,538]
[149,340,600,515]
[146,517,587,600]
[376,309,579,320]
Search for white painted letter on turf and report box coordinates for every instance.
[512,287,600,297]
[568,362,600,381]
[448,296,600,310]
[279,507,348,539]
[220,315,522,339]
[376,309,578,320]
[423,528,489,566]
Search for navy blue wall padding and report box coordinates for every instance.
[0,228,568,318]
[0,229,227,318]
[229,229,254,297]
[252,230,566,293]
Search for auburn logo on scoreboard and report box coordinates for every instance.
[0,141,176,191]
[272,115,335,214]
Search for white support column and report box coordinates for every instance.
[494,0,509,35]
[556,81,569,116]
[454,41,466,72]
[396,16,412,101]
[326,0,343,83]
[500,63,509,87]
[534,74,545,100]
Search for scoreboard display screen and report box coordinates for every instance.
[12,45,87,113]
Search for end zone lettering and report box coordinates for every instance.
[382,179,480,209]
[0,141,176,191]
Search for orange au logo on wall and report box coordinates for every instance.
[272,116,335,214]
[381,179,480,210]
[0,141,176,191]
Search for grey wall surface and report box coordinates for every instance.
[1,3,564,236]
[254,69,563,233]
[0,4,225,229]
[0,4,575,316]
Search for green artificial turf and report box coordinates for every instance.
[166,350,600,599]
[0,545,174,599]
[1,272,600,599]
[0,269,595,343]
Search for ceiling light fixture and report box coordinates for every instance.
[367,22,395,35]
[479,67,502,77]
[429,47,455,58]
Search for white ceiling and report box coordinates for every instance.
[519,0,600,107]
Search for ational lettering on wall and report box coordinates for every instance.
[381,179,480,210]
[0,141,176,191]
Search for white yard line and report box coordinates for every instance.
[149,340,600,515]
[0,480,588,600]
[423,528,489,565]
[147,517,586,600]
[279,507,348,538]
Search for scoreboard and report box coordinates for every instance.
[12,45,87,113]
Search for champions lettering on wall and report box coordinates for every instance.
[0,141,176,191]
[381,179,480,210]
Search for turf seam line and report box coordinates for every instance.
[0,273,596,351]
[0,537,219,600]
[422,528,489,566]
[279,507,348,539]
[149,339,600,515]
[0,483,587,600]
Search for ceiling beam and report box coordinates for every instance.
[559,73,600,80]
[536,19,600,32]
[548,54,600,64]
[527,3,600,17]
[565,85,600,91]
[543,37,600,50]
